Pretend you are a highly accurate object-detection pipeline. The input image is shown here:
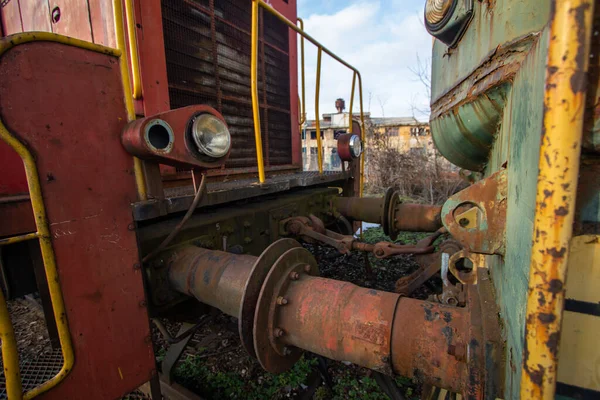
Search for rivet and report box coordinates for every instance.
[304,265,311,273]
[289,272,300,280]
[274,328,285,338]
[283,346,292,356]
[276,296,288,305]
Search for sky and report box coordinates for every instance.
[295,0,432,122]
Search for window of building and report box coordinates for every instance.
[387,127,399,137]
[310,147,317,155]
[310,131,316,140]
[302,147,306,153]
[409,147,426,156]
[301,131,306,140]
[334,130,345,139]
[332,148,337,154]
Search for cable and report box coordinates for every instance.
[142,173,207,263]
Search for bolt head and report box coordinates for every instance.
[290,271,300,280]
[304,265,311,273]
[283,346,292,356]
[274,328,285,338]
[276,296,288,305]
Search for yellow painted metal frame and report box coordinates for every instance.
[0,13,145,394]
[124,0,143,100]
[520,0,595,398]
[250,0,366,193]
[115,0,148,201]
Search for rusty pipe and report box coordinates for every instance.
[274,274,468,392]
[393,203,442,232]
[276,276,398,373]
[167,244,473,394]
[391,297,469,392]
[167,246,256,317]
[333,196,387,224]
[333,191,443,235]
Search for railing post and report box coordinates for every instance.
[297,18,306,127]
[315,47,323,174]
[251,0,266,183]
[357,72,365,197]
[0,288,22,400]
[348,72,356,133]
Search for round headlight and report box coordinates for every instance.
[425,0,453,26]
[191,114,231,158]
[349,134,362,158]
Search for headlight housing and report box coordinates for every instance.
[337,133,363,161]
[190,113,231,158]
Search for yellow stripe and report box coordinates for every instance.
[521,1,595,398]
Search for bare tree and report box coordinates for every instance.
[408,54,431,120]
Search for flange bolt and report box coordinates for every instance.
[276,296,289,305]
[274,328,285,338]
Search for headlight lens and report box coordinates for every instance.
[349,134,362,158]
[191,114,231,158]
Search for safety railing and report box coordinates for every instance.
[0,1,144,397]
[250,0,366,196]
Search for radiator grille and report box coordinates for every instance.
[161,0,292,167]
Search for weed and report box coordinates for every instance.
[174,354,317,399]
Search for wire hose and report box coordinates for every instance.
[142,173,207,263]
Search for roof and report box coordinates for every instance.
[369,117,421,126]
[304,115,424,129]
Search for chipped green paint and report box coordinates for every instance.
[430,1,551,398]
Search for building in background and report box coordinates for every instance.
[302,98,432,171]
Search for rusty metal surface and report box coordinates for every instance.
[393,203,442,233]
[253,246,318,373]
[391,297,469,393]
[333,195,386,225]
[283,214,437,259]
[333,192,443,235]
[239,238,301,357]
[0,42,154,399]
[442,169,507,255]
[121,104,231,168]
[277,275,398,375]
[395,240,461,296]
[167,246,256,317]
[134,170,350,221]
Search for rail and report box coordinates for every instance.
[250,0,366,195]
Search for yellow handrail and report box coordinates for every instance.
[124,0,142,100]
[250,0,365,193]
[0,288,21,400]
[250,0,267,183]
[314,47,324,174]
[114,0,148,200]
[297,18,306,127]
[520,0,594,398]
